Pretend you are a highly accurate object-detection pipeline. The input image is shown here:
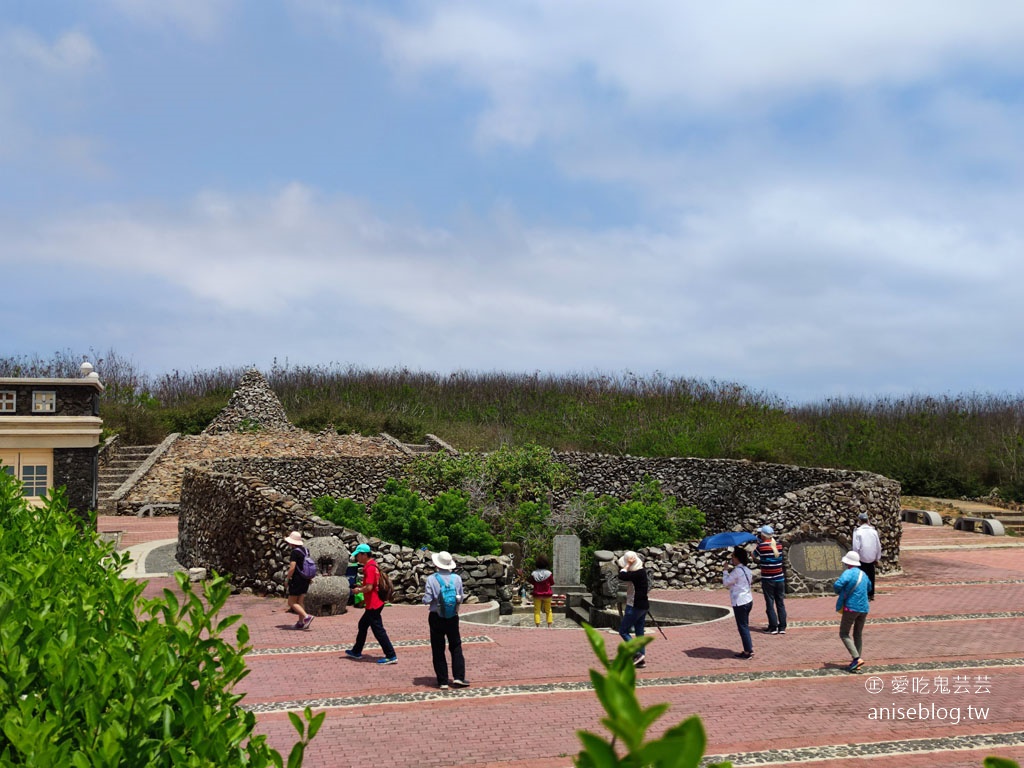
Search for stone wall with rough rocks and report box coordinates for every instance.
[208,455,415,505]
[551,452,903,582]
[589,474,899,597]
[177,466,514,607]
[202,369,297,435]
[184,451,900,595]
[118,433,402,515]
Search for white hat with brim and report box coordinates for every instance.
[284,531,304,547]
[841,550,861,567]
[432,551,456,570]
[616,551,644,571]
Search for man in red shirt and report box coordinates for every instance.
[344,543,398,664]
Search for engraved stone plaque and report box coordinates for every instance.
[553,534,581,586]
[788,539,846,580]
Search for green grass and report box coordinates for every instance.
[5,350,1024,503]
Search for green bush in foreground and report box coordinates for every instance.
[576,624,731,768]
[578,626,1020,768]
[0,472,320,767]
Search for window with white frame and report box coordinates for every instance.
[20,464,49,497]
[32,391,56,413]
[0,451,53,499]
[0,391,14,413]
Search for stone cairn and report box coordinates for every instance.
[202,369,297,435]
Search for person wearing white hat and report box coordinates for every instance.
[284,531,313,629]
[616,551,650,668]
[833,550,870,673]
[422,551,468,689]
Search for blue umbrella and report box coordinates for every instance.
[697,531,757,550]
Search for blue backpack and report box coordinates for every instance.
[437,573,459,618]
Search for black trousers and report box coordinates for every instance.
[351,607,396,658]
[428,611,465,685]
[859,561,877,599]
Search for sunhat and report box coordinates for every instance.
[841,550,862,567]
[432,551,456,570]
[616,551,644,571]
[757,525,774,536]
[351,543,372,559]
[284,531,304,546]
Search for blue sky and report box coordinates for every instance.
[3,1,1024,403]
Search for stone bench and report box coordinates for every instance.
[902,508,943,526]
[952,516,1006,536]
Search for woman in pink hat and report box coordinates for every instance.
[284,531,313,630]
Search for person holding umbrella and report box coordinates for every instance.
[723,546,755,658]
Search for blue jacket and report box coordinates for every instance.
[833,567,870,614]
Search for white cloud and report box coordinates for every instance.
[0,27,102,170]
[312,1,1024,148]
[5,180,1022,396]
[102,0,237,40]
[2,28,100,72]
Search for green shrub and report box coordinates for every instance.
[0,472,319,767]
[371,479,438,550]
[586,477,706,552]
[409,443,573,505]
[317,480,500,556]
[158,394,230,435]
[429,490,501,555]
[576,624,731,768]
[311,496,372,534]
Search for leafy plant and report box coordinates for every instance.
[576,624,731,768]
[0,471,317,766]
[312,496,373,533]
[315,480,499,555]
[575,477,705,553]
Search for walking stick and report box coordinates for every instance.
[646,609,669,641]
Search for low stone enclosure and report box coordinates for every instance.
[177,451,901,609]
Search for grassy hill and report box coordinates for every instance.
[5,349,1024,502]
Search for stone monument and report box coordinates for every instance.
[553,534,588,606]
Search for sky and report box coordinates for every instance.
[2,1,1024,403]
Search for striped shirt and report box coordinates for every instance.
[755,539,785,582]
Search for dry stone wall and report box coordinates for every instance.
[177,466,513,605]
[180,451,900,597]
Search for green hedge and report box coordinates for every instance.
[0,472,319,767]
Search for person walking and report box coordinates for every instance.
[754,525,787,634]
[423,550,468,689]
[723,546,755,659]
[852,513,883,600]
[284,531,314,629]
[617,551,650,668]
[345,543,398,665]
[529,554,555,628]
[833,550,870,673]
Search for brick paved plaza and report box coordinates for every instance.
[99,518,1024,768]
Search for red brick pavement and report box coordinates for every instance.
[105,518,1024,767]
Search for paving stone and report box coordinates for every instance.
[98,517,1024,768]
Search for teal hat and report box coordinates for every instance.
[351,543,372,558]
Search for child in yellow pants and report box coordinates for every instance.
[530,554,555,627]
